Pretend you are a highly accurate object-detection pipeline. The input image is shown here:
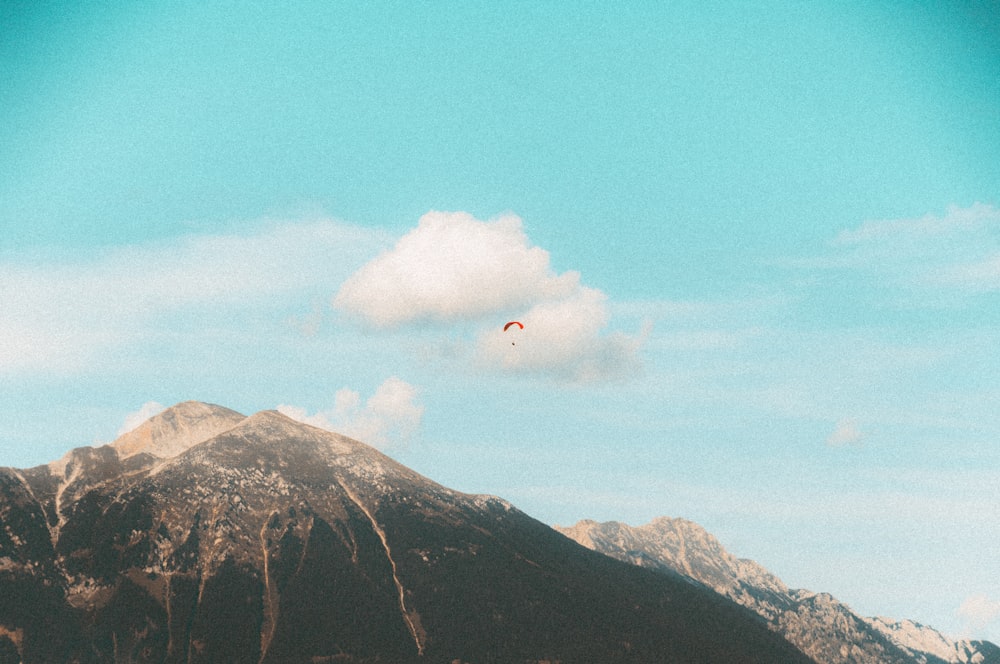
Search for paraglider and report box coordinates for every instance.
[504,321,523,345]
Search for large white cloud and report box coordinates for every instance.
[277,377,423,449]
[333,211,579,327]
[335,211,646,381]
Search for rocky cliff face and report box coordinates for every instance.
[556,518,999,664]
[0,402,812,664]
[866,617,1000,664]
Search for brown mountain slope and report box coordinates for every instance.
[0,402,813,663]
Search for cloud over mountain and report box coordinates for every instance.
[957,595,1000,636]
[277,376,424,449]
[117,401,166,437]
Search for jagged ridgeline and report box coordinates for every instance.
[0,402,812,663]
[557,518,1000,664]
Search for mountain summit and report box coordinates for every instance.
[111,401,246,460]
[0,402,811,663]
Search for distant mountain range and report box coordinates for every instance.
[556,517,1000,664]
[0,401,811,663]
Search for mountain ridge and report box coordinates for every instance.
[556,517,999,664]
[0,401,812,663]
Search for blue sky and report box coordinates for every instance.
[3,0,1000,643]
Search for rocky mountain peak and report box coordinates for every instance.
[558,517,1000,664]
[0,403,817,664]
[111,400,246,460]
[555,517,747,592]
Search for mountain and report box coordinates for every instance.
[556,517,1000,664]
[867,618,1000,664]
[0,402,813,663]
[110,401,246,461]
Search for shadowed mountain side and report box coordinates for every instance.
[0,403,813,663]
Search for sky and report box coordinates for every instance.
[2,0,1000,644]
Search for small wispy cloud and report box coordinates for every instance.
[826,417,864,447]
[277,376,424,450]
[117,401,166,437]
[833,203,998,246]
[334,211,646,382]
[286,299,327,337]
[932,252,1000,292]
[814,203,1000,293]
[0,218,384,375]
[956,595,1000,638]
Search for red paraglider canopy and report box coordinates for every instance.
[503,321,524,331]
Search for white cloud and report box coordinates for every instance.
[818,203,1000,292]
[833,203,999,245]
[956,595,1000,636]
[286,299,327,337]
[826,417,864,446]
[277,376,424,450]
[333,210,578,327]
[107,219,385,309]
[0,218,384,375]
[476,287,647,382]
[934,252,1000,292]
[335,210,646,381]
[117,401,166,436]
